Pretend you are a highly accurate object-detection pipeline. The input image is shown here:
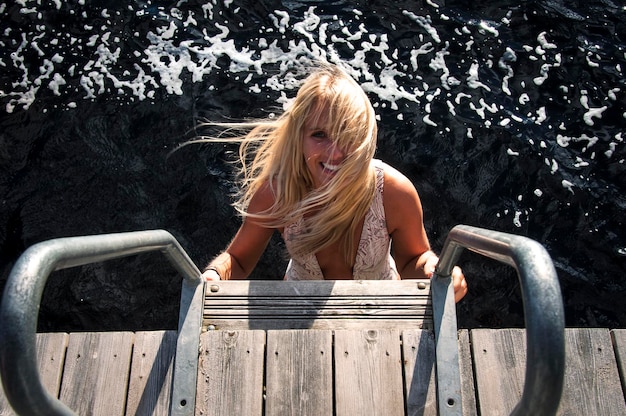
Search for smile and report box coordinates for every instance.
[322,162,340,172]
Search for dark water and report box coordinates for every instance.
[1,1,625,331]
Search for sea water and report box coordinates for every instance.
[0,1,624,330]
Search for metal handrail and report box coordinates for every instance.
[1,226,564,415]
[433,224,565,416]
[0,230,204,416]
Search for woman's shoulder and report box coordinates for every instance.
[374,160,416,195]
[248,180,277,213]
[377,160,422,224]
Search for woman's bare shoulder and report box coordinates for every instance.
[379,162,419,199]
[378,162,424,233]
[247,180,277,213]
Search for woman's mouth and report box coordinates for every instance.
[321,162,340,173]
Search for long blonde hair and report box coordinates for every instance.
[197,63,378,265]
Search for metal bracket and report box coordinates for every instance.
[431,272,463,416]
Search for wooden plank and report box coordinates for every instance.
[204,280,432,331]
[402,329,437,416]
[471,328,626,416]
[457,329,477,416]
[265,330,333,416]
[0,332,68,415]
[59,332,134,415]
[206,279,431,298]
[125,331,177,416]
[402,329,477,416]
[560,328,626,415]
[611,329,626,402]
[196,330,265,416]
[471,328,530,416]
[35,332,69,398]
[205,317,431,331]
[334,329,404,416]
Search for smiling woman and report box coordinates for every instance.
[195,62,467,301]
[302,113,348,188]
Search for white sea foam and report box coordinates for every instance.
[513,211,522,227]
[403,11,441,43]
[579,94,607,126]
[562,180,575,194]
[2,0,623,205]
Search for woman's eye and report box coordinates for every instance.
[311,131,327,139]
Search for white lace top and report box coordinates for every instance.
[283,160,399,280]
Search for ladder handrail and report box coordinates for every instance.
[0,226,565,415]
[0,230,204,416]
[434,224,565,416]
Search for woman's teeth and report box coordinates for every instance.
[322,163,340,172]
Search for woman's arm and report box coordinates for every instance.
[383,164,467,302]
[202,183,276,281]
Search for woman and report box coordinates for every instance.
[200,63,467,302]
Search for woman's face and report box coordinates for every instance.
[302,104,347,189]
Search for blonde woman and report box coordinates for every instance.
[201,64,467,302]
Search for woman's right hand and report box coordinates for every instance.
[202,269,221,281]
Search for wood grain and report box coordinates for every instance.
[559,328,626,415]
[265,330,333,416]
[334,329,404,416]
[195,330,265,416]
[471,328,626,416]
[471,328,529,416]
[204,280,432,331]
[610,329,626,403]
[0,332,68,415]
[457,329,477,416]
[126,330,177,416]
[402,329,437,416]
[59,332,134,415]
[402,329,477,416]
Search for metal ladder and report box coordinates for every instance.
[0,225,565,415]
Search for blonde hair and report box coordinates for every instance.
[196,63,378,265]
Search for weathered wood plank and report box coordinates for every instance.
[204,280,432,331]
[265,330,333,416]
[206,318,432,331]
[471,328,626,416]
[560,328,626,415]
[59,332,134,415]
[334,329,404,416]
[125,330,177,416]
[470,328,528,415]
[611,329,626,402]
[196,330,265,416]
[205,317,431,331]
[0,333,68,415]
[206,279,431,297]
[36,332,69,398]
[457,329,477,416]
[402,329,477,416]
[402,329,437,416]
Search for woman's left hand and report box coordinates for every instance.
[423,254,467,303]
[202,269,221,281]
[451,266,468,302]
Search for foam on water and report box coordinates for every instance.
[1,1,624,230]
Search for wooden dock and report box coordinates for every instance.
[1,328,625,415]
[2,280,626,415]
[1,227,624,415]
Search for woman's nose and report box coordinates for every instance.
[327,142,345,159]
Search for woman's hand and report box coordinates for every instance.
[451,266,468,303]
[202,269,221,281]
[423,255,468,303]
